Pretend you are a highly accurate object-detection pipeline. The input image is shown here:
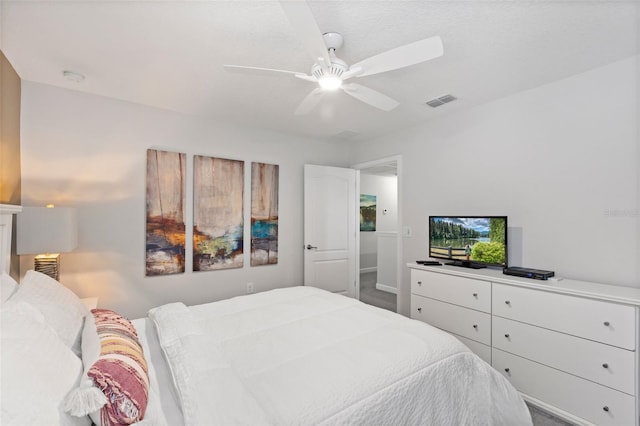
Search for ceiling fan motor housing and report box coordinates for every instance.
[313,32,348,81]
[312,56,348,80]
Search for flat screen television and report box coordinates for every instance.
[428,216,508,269]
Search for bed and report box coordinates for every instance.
[0,205,532,426]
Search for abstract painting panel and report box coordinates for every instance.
[193,155,244,271]
[146,149,186,276]
[360,194,376,232]
[251,162,279,266]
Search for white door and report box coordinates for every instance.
[304,164,357,297]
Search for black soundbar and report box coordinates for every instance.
[503,266,555,280]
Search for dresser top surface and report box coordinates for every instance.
[408,263,640,306]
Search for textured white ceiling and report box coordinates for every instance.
[1,0,638,141]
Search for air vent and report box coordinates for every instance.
[426,94,457,108]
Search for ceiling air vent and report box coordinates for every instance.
[426,94,457,108]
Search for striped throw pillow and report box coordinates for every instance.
[88,309,149,426]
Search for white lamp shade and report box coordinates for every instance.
[17,207,78,255]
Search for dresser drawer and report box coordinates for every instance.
[411,269,491,313]
[411,294,491,345]
[455,335,491,364]
[493,349,636,426]
[493,316,635,395]
[493,283,637,350]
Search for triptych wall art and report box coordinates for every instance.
[145,149,279,277]
[193,155,245,271]
[251,162,279,266]
[145,149,186,276]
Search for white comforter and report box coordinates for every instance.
[149,286,532,426]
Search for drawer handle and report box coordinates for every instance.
[417,307,422,313]
[417,281,422,286]
[505,300,511,305]
[602,363,609,369]
[603,321,610,327]
[472,324,478,329]
[504,333,510,339]
[472,293,478,297]
[603,406,609,412]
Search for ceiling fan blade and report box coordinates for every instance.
[339,66,363,81]
[341,83,399,111]
[224,64,303,76]
[225,65,317,84]
[294,74,317,83]
[351,36,443,78]
[295,88,325,115]
[279,1,331,69]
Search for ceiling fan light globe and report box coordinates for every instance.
[318,76,342,91]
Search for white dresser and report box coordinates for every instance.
[409,263,640,426]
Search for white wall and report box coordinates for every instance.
[19,82,347,318]
[376,232,397,293]
[359,174,397,271]
[18,56,639,319]
[349,56,640,316]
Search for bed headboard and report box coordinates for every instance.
[0,204,23,275]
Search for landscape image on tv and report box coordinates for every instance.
[429,217,507,266]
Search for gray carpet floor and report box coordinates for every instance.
[359,271,396,312]
[528,405,575,426]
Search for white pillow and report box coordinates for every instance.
[10,270,88,354]
[0,272,19,304]
[0,301,90,426]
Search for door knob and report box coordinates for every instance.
[306,244,318,250]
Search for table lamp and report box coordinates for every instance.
[17,205,77,281]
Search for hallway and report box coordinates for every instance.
[359,271,396,312]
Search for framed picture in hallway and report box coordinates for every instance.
[360,194,376,231]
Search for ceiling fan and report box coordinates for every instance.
[224,1,443,115]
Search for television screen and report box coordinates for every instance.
[428,216,508,268]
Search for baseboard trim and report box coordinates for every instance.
[375,283,397,294]
[360,267,377,273]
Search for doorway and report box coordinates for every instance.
[353,156,401,313]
